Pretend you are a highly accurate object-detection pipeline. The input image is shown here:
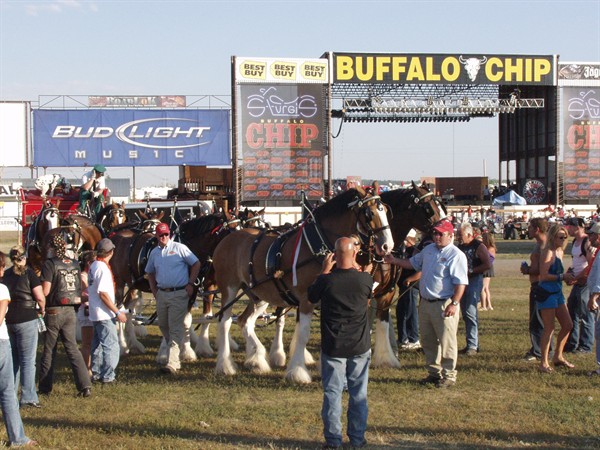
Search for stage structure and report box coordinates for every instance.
[558,63,600,204]
[323,52,556,204]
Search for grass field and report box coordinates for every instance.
[1,232,599,449]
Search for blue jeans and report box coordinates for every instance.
[461,275,482,350]
[91,319,120,382]
[320,350,370,448]
[396,286,419,344]
[566,285,595,352]
[0,339,31,446]
[8,319,39,405]
[594,309,600,366]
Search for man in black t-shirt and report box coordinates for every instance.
[308,237,373,449]
[39,235,91,398]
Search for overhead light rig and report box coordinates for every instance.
[329,83,544,123]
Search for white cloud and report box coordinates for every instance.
[25,1,97,16]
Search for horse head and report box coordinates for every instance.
[380,183,446,243]
[315,186,394,257]
[99,202,127,233]
[239,207,267,228]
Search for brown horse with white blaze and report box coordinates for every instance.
[211,187,394,383]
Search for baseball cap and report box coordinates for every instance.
[9,246,25,261]
[433,219,454,234]
[93,164,106,173]
[587,222,600,235]
[155,223,170,235]
[565,217,584,227]
[95,238,115,253]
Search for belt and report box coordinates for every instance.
[158,285,187,292]
[46,307,72,315]
[13,300,37,309]
[423,298,448,302]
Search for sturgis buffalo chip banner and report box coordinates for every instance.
[562,87,600,201]
[33,109,230,167]
[240,84,325,201]
[333,53,556,85]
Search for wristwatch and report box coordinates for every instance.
[451,300,459,306]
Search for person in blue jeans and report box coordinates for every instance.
[0,255,38,447]
[457,224,492,356]
[308,237,373,449]
[3,246,46,408]
[88,239,127,383]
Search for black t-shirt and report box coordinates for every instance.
[3,266,41,324]
[308,268,373,358]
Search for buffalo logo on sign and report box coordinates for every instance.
[241,85,325,202]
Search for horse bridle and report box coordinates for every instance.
[408,190,445,226]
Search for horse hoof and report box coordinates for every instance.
[285,367,312,384]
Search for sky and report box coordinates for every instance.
[1,0,600,187]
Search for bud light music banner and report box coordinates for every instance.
[33,109,230,167]
[562,87,600,201]
[240,84,326,202]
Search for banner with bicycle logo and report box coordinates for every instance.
[240,84,326,201]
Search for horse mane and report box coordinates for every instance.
[313,189,361,221]
[179,214,225,238]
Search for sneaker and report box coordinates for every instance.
[77,387,92,398]
[523,352,539,362]
[460,347,478,356]
[405,341,422,350]
[436,378,456,389]
[322,444,341,449]
[588,368,600,377]
[419,375,441,385]
[21,402,42,409]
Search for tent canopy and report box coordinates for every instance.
[492,190,527,206]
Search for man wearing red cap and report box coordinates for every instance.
[146,223,201,374]
[385,219,468,388]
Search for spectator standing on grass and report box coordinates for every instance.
[537,224,575,373]
[308,237,372,449]
[3,246,45,409]
[396,230,421,351]
[39,235,92,398]
[88,239,127,384]
[480,232,496,311]
[146,222,201,375]
[584,222,600,376]
[77,251,96,377]
[521,218,552,361]
[457,223,492,355]
[564,217,595,354]
[385,219,468,389]
[0,252,38,447]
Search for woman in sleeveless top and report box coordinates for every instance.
[537,224,575,373]
[480,232,496,311]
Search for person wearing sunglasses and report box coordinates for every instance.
[385,219,468,389]
[146,222,201,375]
[536,224,575,373]
[2,246,45,409]
[563,217,595,354]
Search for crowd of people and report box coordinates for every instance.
[2,209,600,448]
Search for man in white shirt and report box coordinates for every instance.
[79,164,107,216]
[88,238,126,384]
